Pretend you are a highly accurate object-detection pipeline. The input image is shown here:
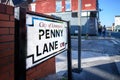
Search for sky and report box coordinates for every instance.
[99,0,120,27]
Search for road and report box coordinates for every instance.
[55,37,120,80]
[108,31,120,39]
[42,37,120,80]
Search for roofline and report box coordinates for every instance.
[115,15,120,17]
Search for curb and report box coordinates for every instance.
[115,60,120,75]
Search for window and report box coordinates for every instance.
[65,0,71,11]
[72,12,78,17]
[1,0,7,3]
[33,0,36,2]
[56,0,62,12]
[30,3,36,12]
[90,12,96,17]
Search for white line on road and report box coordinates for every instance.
[82,56,110,63]
[111,40,118,44]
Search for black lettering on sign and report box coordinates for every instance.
[36,41,58,56]
[39,30,44,40]
[36,45,42,56]
[39,29,63,40]
[43,43,48,54]
[49,41,58,51]
[55,41,58,49]
[46,29,50,39]
[51,29,56,38]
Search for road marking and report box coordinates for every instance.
[115,39,120,43]
[111,40,118,44]
[82,56,110,63]
[81,39,85,41]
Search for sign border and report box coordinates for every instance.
[26,11,68,70]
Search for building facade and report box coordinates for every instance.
[114,15,120,32]
[29,0,99,35]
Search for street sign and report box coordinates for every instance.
[26,14,68,69]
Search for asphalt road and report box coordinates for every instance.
[109,31,120,39]
[42,37,120,80]
[71,38,120,80]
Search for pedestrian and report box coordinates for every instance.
[98,25,102,36]
[102,25,106,37]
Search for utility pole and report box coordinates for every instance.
[78,0,82,71]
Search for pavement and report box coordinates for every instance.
[40,36,120,80]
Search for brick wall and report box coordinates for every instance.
[71,0,78,11]
[0,3,56,80]
[34,0,56,13]
[0,3,14,80]
[26,57,56,80]
[29,0,79,13]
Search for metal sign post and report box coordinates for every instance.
[15,7,26,80]
[78,0,82,71]
[67,21,72,80]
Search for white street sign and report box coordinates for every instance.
[26,14,68,69]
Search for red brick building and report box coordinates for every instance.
[29,0,78,13]
[30,0,97,12]
[29,0,99,35]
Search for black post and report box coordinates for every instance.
[15,7,27,80]
[67,21,72,80]
[78,25,81,70]
[78,0,82,71]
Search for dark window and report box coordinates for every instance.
[72,12,78,17]
[90,12,96,17]
[1,0,7,3]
